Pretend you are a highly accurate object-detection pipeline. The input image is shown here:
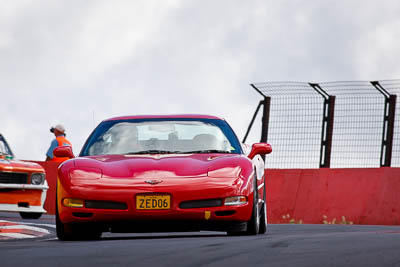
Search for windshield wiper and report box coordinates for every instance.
[126,150,180,155]
[183,150,232,154]
[125,150,232,155]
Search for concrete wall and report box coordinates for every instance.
[266,168,400,225]
[35,161,400,225]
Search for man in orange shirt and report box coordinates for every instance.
[45,124,72,162]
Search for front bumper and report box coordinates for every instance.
[58,177,253,225]
[0,183,48,213]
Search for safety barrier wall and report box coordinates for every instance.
[266,168,400,225]
[33,161,59,215]
[35,161,400,225]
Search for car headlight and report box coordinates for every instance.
[31,173,45,185]
[224,196,247,206]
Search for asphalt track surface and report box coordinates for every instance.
[1,212,400,267]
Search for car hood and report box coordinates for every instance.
[0,158,44,172]
[71,153,252,179]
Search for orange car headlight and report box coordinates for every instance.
[31,172,46,185]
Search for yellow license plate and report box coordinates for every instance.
[136,195,170,210]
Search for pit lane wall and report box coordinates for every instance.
[266,168,400,225]
[32,161,59,215]
[34,161,400,225]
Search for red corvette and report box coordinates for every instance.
[55,115,271,240]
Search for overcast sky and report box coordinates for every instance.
[1,0,399,160]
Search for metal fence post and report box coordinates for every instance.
[323,96,335,168]
[260,97,271,143]
[309,83,335,168]
[247,84,271,144]
[242,100,263,143]
[247,84,271,161]
[371,81,397,167]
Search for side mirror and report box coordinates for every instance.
[248,143,272,160]
[53,146,75,159]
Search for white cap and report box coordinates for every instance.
[50,124,66,133]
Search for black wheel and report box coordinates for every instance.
[56,183,101,241]
[56,206,102,241]
[258,181,267,234]
[56,208,74,241]
[227,177,260,236]
[245,178,260,235]
[19,212,42,219]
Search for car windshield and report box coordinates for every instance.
[0,135,14,158]
[81,118,242,156]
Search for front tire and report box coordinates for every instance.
[56,208,102,241]
[56,209,74,241]
[56,183,101,241]
[259,180,267,234]
[258,200,267,234]
[227,177,260,236]
[245,179,260,235]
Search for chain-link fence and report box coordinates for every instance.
[245,80,400,169]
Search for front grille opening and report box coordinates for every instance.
[0,172,28,184]
[0,189,18,192]
[85,200,127,210]
[215,210,236,216]
[18,202,29,208]
[72,212,93,218]
[179,199,223,209]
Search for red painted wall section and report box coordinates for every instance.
[32,161,60,215]
[33,160,400,225]
[266,168,400,225]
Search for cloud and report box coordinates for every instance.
[0,0,399,160]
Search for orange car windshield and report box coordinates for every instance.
[0,134,14,159]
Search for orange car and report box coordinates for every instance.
[0,133,48,219]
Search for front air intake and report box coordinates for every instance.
[85,200,127,210]
[179,199,222,209]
